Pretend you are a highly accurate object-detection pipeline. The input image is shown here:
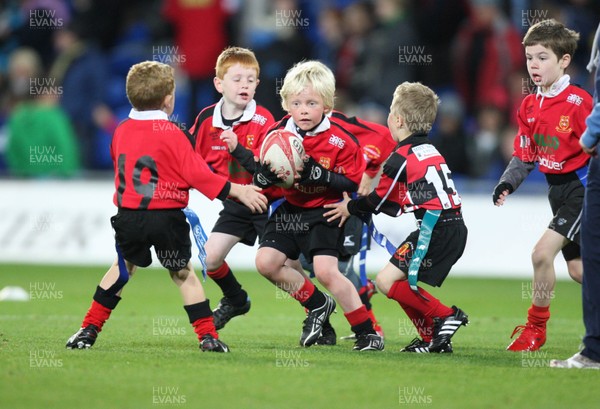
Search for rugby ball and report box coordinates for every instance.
[259,130,305,188]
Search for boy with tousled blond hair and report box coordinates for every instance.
[254,60,384,351]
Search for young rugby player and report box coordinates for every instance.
[325,82,469,353]
[300,111,396,343]
[190,47,278,330]
[65,61,267,352]
[253,60,384,351]
[493,19,592,351]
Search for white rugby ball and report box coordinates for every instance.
[259,130,305,188]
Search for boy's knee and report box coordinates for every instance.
[375,275,391,296]
[567,260,583,283]
[531,248,552,269]
[255,254,274,278]
[170,266,191,281]
[205,256,224,273]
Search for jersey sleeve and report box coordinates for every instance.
[347,152,405,216]
[333,132,366,186]
[178,142,229,200]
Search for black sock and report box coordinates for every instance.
[212,269,246,305]
[301,287,327,311]
[359,291,372,311]
[93,286,121,309]
[352,318,375,336]
[184,300,212,323]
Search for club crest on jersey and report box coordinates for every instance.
[393,242,414,262]
[210,128,220,140]
[555,115,572,133]
[411,144,440,161]
[319,157,331,169]
[246,134,255,148]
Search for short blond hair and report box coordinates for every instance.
[391,82,439,133]
[215,46,260,79]
[280,60,335,112]
[126,61,174,111]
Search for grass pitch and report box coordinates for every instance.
[1,263,598,409]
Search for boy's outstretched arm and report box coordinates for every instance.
[493,157,535,206]
[297,156,358,192]
[228,183,268,213]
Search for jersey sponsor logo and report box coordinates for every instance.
[538,156,566,171]
[328,134,345,149]
[319,156,331,169]
[228,159,250,177]
[527,117,535,123]
[411,144,440,161]
[211,146,227,151]
[363,145,381,162]
[393,242,413,262]
[533,134,559,150]
[252,113,268,125]
[566,93,583,106]
[555,115,572,133]
[295,185,327,194]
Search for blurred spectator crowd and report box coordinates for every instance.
[0,0,598,186]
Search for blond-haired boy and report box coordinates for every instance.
[254,60,384,351]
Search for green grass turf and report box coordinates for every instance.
[1,263,598,409]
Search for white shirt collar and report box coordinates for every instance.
[283,115,331,137]
[129,109,169,120]
[212,98,257,129]
[536,74,570,99]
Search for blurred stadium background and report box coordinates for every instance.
[1,0,599,278]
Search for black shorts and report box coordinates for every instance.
[547,177,584,261]
[111,209,191,270]
[259,202,344,263]
[212,199,268,245]
[390,213,467,287]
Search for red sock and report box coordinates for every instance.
[388,280,453,319]
[344,305,371,327]
[82,300,113,332]
[527,304,550,329]
[207,262,230,279]
[401,305,434,342]
[192,316,218,339]
[290,278,315,304]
